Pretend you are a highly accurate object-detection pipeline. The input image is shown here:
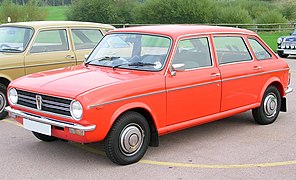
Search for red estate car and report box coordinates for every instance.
[6,25,293,165]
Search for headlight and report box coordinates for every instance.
[70,100,83,120]
[277,38,283,44]
[8,88,18,105]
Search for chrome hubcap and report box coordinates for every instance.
[0,92,6,113]
[263,93,277,118]
[120,123,144,156]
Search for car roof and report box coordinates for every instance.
[110,25,256,39]
[0,21,115,30]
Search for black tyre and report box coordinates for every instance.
[252,86,281,125]
[277,51,289,58]
[0,84,8,120]
[104,111,150,165]
[32,131,58,142]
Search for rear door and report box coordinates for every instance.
[70,28,104,64]
[213,35,263,111]
[25,28,76,75]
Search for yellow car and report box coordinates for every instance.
[0,21,114,119]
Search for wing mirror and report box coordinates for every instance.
[171,63,185,76]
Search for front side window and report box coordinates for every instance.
[30,29,69,53]
[86,33,171,71]
[248,38,271,60]
[0,26,33,52]
[172,37,212,70]
[72,29,103,50]
[214,36,252,65]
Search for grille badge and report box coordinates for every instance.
[36,95,42,110]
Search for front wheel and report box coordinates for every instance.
[0,84,8,120]
[104,111,150,165]
[277,51,289,58]
[32,132,58,142]
[252,86,281,125]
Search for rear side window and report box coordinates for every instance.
[214,36,252,65]
[72,29,103,50]
[248,38,271,60]
[172,37,212,70]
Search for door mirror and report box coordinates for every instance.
[171,63,185,76]
[172,63,185,71]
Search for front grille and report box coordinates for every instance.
[17,90,72,117]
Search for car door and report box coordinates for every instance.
[213,35,263,112]
[166,36,221,125]
[70,28,104,64]
[24,28,76,75]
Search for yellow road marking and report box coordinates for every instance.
[139,160,296,169]
[2,119,22,127]
[3,119,296,169]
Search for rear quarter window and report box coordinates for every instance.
[248,38,272,60]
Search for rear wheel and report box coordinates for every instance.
[104,111,150,165]
[0,84,8,120]
[252,86,281,125]
[32,132,58,142]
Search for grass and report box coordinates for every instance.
[43,6,68,21]
[258,31,291,52]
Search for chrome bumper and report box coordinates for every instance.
[5,106,96,131]
[285,87,293,95]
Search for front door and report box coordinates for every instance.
[166,36,221,125]
[25,29,76,75]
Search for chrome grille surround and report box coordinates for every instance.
[16,89,72,118]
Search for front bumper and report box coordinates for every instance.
[5,106,96,132]
[277,49,296,55]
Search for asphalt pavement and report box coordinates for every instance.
[1,57,296,180]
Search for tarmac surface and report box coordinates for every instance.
[1,56,296,180]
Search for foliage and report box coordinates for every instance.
[0,0,47,23]
[279,0,296,21]
[213,6,253,24]
[256,11,288,24]
[66,0,119,23]
[135,0,215,24]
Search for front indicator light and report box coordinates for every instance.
[69,128,85,136]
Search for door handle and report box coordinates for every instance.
[210,73,221,77]
[65,55,75,59]
[253,66,262,70]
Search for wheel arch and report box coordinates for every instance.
[110,102,159,147]
[260,78,284,101]
[0,76,11,88]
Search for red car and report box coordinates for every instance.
[6,25,293,165]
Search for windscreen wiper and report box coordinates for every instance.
[112,61,155,69]
[1,48,22,52]
[128,62,155,67]
[85,56,120,66]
